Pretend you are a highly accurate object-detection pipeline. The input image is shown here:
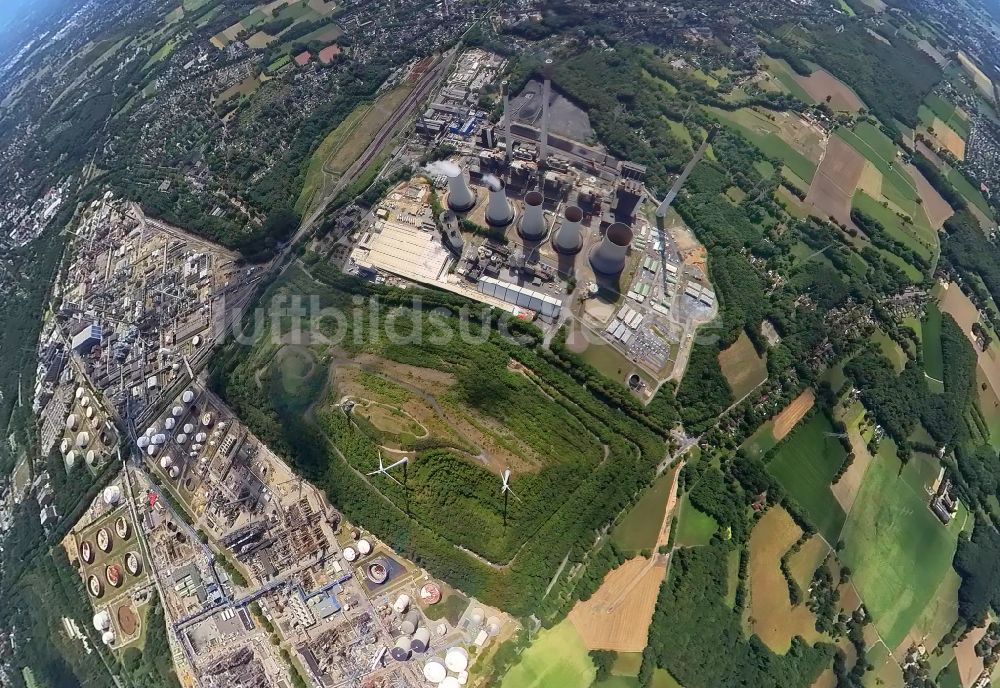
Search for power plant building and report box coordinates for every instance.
[71,323,103,354]
[477,277,562,318]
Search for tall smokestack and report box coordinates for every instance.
[445,165,475,212]
[518,191,547,241]
[502,80,512,161]
[485,178,513,226]
[589,222,633,275]
[552,205,583,255]
[540,59,553,164]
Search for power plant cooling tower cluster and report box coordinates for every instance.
[589,222,634,276]
[484,176,513,227]
[552,205,584,255]
[518,191,547,241]
[444,164,476,213]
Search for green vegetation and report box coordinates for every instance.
[765,412,848,542]
[500,621,596,688]
[924,93,970,140]
[611,470,675,552]
[674,494,718,547]
[923,301,945,391]
[851,191,935,265]
[840,438,966,648]
[708,107,817,183]
[836,124,921,215]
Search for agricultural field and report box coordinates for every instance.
[501,620,596,688]
[870,328,906,372]
[740,389,814,460]
[759,57,813,103]
[956,51,994,99]
[840,438,967,650]
[708,107,823,184]
[611,467,677,553]
[296,83,415,214]
[674,493,717,548]
[924,93,971,140]
[717,332,767,400]
[805,134,866,228]
[852,191,936,265]
[766,412,848,542]
[837,123,926,218]
[918,104,967,159]
[746,507,826,652]
[791,67,865,113]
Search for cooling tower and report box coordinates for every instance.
[589,222,633,275]
[485,178,513,227]
[552,205,584,255]
[445,166,475,212]
[518,191,547,241]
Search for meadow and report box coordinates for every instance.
[501,620,595,688]
[717,332,767,400]
[840,438,966,650]
[765,412,848,542]
[708,107,819,184]
[836,124,921,216]
[612,468,676,552]
[674,493,717,548]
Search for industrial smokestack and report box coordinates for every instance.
[589,222,633,275]
[518,191,547,241]
[502,80,512,161]
[540,59,553,164]
[442,163,475,212]
[484,176,513,227]
[552,205,584,255]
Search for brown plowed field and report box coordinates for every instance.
[793,70,865,112]
[773,389,816,441]
[955,624,987,687]
[805,137,866,227]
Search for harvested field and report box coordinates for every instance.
[832,404,875,511]
[855,160,883,200]
[905,161,954,230]
[747,507,826,653]
[954,624,988,688]
[787,535,829,590]
[792,69,864,112]
[812,669,837,688]
[568,556,669,652]
[929,118,966,159]
[717,332,767,399]
[805,135,866,227]
[957,51,994,99]
[772,388,815,441]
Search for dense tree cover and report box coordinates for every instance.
[262,207,301,245]
[643,544,832,688]
[954,519,1000,624]
[760,41,812,76]
[119,601,179,688]
[765,22,941,133]
[850,208,931,274]
[911,151,965,212]
[677,344,733,432]
[941,209,1000,335]
[211,261,678,619]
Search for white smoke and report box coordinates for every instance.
[483,174,502,192]
[426,160,461,177]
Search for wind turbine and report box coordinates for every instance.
[500,468,519,527]
[367,454,409,486]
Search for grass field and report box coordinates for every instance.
[766,413,848,542]
[836,124,921,215]
[852,190,936,264]
[760,57,814,103]
[871,328,907,372]
[936,658,962,688]
[502,620,596,688]
[717,332,767,399]
[741,422,777,460]
[295,84,414,214]
[611,469,676,552]
[612,652,643,677]
[650,669,684,688]
[840,438,967,650]
[674,493,717,547]
[942,160,993,218]
[709,107,819,183]
[143,37,178,69]
[923,301,945,392]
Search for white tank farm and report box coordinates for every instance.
[93,610,112,631]
[390,637,411,662]
[137,435,150,448]
[172,405,184,417]
[164,418,176,430]
[81,396,90,408]
[357,538,372,556]
[176,434,187,444]
[183,423,194,434]
[86,450,98,466]
[401,610,420,635]
[66,414,79,431]
[445,647,469,672]
[66,451,78,469]
[411,627,431,653]
[160,456,173,469]
[76,432,90,447]
[440,677,461,688]
[115,516,130,539]
[168,466,180,479]
[96,528,112,552]
[80,540,94,564]
[102,630,115,645]
[146,445,157,457]
[195,432,207,443]
[85,406,94,419]
[393,594,411,614]
[201,413,213,426]
[60,438,70,454]
[145,425,156,437]
[103,485,122,506]
[181,389,195,403]
[423,660,447,684]
[469,608,485,626]
[75,387,85,400]
[124,551,142,576]
[343,547,357,562]
[486,617,501,636]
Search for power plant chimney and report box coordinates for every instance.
[518,191,547,241]
[589,222,633,275]
[502,80,513,161]
[445,164,476,212]
[485,177,513,227]
[552,205,584,255]
[540,59,553,164]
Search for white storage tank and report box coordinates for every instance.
[76,432,90,448]
[66,414,79,431]
[357,538,372,556]
[393,594,411,614]
[423,659,447,684]
[181,389,195,403]
[411,627,431,653]
[445,647,469,672]
[172,405,184,417]
[390,636,411,662]
[343,547,357,562]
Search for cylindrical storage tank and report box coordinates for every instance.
[195,432,207,443]
[103,485,122,506]
[66,450,78,469]
[423,659,447,684]
[164,418,176,431]
[469,608,484,626]
[137,435,150,449]
[201,413,213,427]
[60,438,70,455]
[86,450,97,466]
[518,191,547,241]
[183,423,194,434]
[486,616,501,635]
[343,547,357,562]
[181,389,195,403]
[552,205,584,255]
[85,406,94,419]
[172,405,183,417]
[93,610,112,631]
[87,575,103,597]
[445,165,475,212]
[440,677,461,688]
[390,637,411,662]
[75,387,85,400]
[411,627,431,653]
[401,609,421,635]
[102,630,115,645]
[357,538,372,556]
[152,434,166,446]
[393,594,411,614]
[160,456,173,469]
[146,445,157,457]
[445,647,469,672]
[485,179,513,227]
[176,434,187,445]
[168,466,180,479]
[76,432,90,448]
[116,516,130,539]
[97,528,112,552]
[124,551,142,575]
[589,222,633,275]
[81,396,90,408]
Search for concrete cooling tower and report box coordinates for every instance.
[484,176,513,227]
[552,206,584,255]
[518,191,547,241]
[589,222,633,275]
[444,164,475,212]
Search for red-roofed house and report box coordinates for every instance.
[318,44,342,64]
[294,51,311,67]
